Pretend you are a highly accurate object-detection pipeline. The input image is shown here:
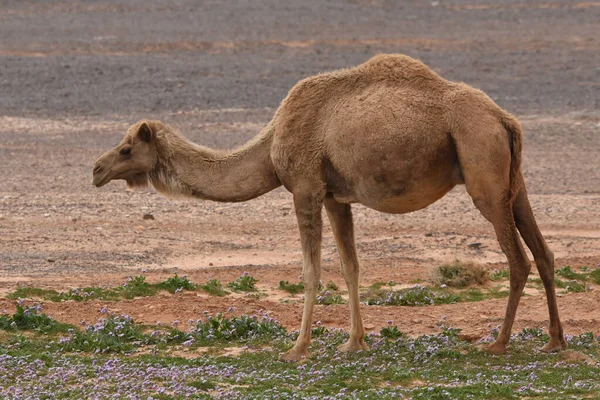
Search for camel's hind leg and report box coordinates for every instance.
[324,197,368,352]
[455,132,530,353]
[513,181,566,352]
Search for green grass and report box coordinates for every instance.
[199,278,229,296]
[155,274,197,294]
[590,269,600,284]
[8,275,214,302]
[0,306,599,398]
[1,322,598,399]
[491,267,510,281]
[316,291,345,305]
[362,285,459,306]
[0,303,73,334]
[556,265,588,281]
[279,280,304,294]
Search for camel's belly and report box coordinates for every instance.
[332,179,457,214]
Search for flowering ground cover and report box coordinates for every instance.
[1,304,599,399]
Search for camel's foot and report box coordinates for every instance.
[484,341,507,355]
[541,336,568,353]
[279,347,310,362]
[338,338,369,353]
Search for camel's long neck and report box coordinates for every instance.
[150,121,281,202]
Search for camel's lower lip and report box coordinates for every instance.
[92,174,110,187]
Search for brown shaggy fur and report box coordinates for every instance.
[93,54,565,361]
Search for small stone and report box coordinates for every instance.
[467,242,483,249]
[364,324,375,330]
[46,259,55,263]
[143,213,155,220]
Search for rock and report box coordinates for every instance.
[364,324,375,330]
[46,258,55,263]
[143,213,155,220]
[467,242,483,249]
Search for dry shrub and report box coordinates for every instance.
[432,260,489,288]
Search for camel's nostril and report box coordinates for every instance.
[93,165,102,174]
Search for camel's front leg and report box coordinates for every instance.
[280,190,324,362]
[324,197,367,352]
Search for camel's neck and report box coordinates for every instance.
[149,122,281,202]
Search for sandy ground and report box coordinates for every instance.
[0,0,599,340]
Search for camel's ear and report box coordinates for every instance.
[138,122,154,143]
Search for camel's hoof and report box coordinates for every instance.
[541,338,568,353]
[484,342,507,355]
[338,339,369,353]
[279,348,309,362]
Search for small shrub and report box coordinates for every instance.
[380,325,404,339]
[228,273,257,292]
[200,279,229,296]
[325,281,339,291]
[316,291,345,305]
[433,260,489,287]
[279,280,304,295]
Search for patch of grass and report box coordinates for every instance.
[555,278,589,293]
[1,315,600,398]
[370,281,396,290]
[589,269,600,284]
[0,304,74,334]
[279,280,304,295]
[362,284,460,306]
[556,266,587,281]
[62,314,146,353]
[156,274,197,294]
[325,281,339,291]
[117,276,157,299]
[491,267,510,281]
[316,291,345,305]
[199,279,229,296]
[8,286,121,302]
[8,275,199,303]
[191,313,286,344]
[228,273,258,292]
[433,260,489,288]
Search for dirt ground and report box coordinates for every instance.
[0,1,599,340]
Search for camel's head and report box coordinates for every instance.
[92,120,159,188]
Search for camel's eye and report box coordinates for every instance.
[120,147,132,157]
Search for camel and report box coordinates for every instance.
[92,54,566,361]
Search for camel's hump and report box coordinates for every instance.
[357,54,443,82]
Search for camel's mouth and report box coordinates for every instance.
[92,172,111,188]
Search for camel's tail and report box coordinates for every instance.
[500,112,523,203]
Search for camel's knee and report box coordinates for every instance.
[339,262,359,282]
[509,262,531,289]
